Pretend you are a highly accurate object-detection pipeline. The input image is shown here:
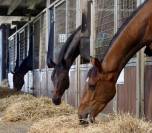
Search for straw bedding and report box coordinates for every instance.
[28,113,152,133]
[2,97,75,122]
[0,87,21,99]
[1,88,152,133]
[0,94,35,112]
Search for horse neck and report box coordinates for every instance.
[101,1,152,83]
[63,30,81,70]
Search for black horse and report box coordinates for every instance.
[12,26,33,91]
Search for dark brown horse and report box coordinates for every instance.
[50,27,90,105]
[78,0,152,124]
[49,10,90,105]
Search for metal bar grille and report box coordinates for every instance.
[33,20,40,69]
[94,0,137,60]
[95,0,114,60]
[8,35,17,72]
[54,2,66,63]
[18,28,28,65]
[118,0,137,28]
[67,0,76,34]
[40,13,47,69]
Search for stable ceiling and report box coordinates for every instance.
[0,0,46,16]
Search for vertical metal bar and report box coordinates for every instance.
[0,30,2,84]
[39,17,42,70]
[136,0,140,119]
[136,0,145,118]
[46,7,50,96]
[27,24,30,93]
[113,0,119,113]
[140,0,145,118]
[76,0,81,107]
[39,16,42,96]
[65,0,68,103]
[54,6,56,62]
[90,0,96,57]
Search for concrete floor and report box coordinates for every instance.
[0,113,32,133]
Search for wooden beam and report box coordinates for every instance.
[28,0,43,10]
[7,0,22,15]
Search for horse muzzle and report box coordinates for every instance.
[78,112,95,125]
[52,96,61,105]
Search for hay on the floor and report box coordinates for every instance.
[28,113,152,133]
[0,87,21,99]
[0,94,35,112]
[2,97,75,122]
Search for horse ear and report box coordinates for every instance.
[90,56,102,72]
[81,12,87,33]
[47,59,56,68]
[10,71,15,74]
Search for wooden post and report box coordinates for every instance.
[7,0,22,15]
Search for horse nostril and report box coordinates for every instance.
[52,96,61,105]
[78,114,89,125]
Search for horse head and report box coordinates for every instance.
[50,59,69,105]
[13,72,24,91]
[11,68,24,91]
[12,57,33,91]
[78,57,116,124]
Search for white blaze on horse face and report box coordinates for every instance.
[86,77,89,82]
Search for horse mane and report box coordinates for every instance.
[103,0,147,57]
[57,26,81,64]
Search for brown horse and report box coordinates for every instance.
[78,0,152,124]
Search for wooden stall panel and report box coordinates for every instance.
[80,66,90,100]
[33,70,41,96]
[67,69,77,107]
[117,66,136,114]
[47,69,54,98]
[144,65,152,120]
[40,70,48,96]
[22,73,28,93]
[28,71,33,94]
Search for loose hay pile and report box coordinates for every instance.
[28,113,152,133]
[2,97,75,122]
[0,94,35,112]
[0,87,21,99]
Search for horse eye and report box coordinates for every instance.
[88,84,96,91]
